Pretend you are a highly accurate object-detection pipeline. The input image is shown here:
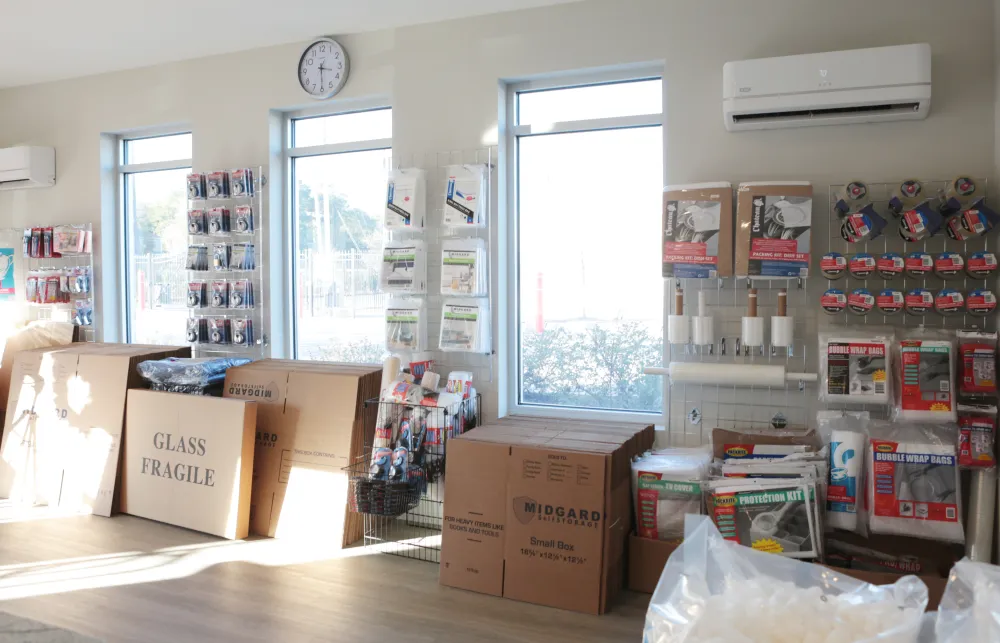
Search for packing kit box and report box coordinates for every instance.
[627,532,680,594]
[223,359,380,543]
[0,343,189,515]
[122,390,257,540]
[663,182,734,278]
[735,182,813,278]
[441,420,654,615]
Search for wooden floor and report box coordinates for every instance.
[0,512,649,642]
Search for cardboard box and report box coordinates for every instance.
[441,421,654,614]
[663,183,733,278]
[223,360,380,543]
[628,533,680,594]
[735,182,812,278]
[122,390,256,539]
[0,343,189,515]
[0,321,77,434]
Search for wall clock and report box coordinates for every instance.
[298,37,350,100]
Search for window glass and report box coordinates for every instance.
[124,134,192,165]
[517,79,662,126]
[293,109,392,148]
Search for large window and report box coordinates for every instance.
[289,108,392,362]
[510,77,664,414]
[121,132,192,345]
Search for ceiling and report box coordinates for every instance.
[0,0,581,89]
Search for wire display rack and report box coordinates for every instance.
[348,394,482,563]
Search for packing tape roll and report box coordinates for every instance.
[668,315,690,345]
[771,316,794,348]
[967,467,996,562]
[650,362,817,387]
[742,316,764,347]
[945,176,977,202]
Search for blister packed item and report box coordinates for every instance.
[212,244,231,271]
[385,298,427,353]
[230,168,254,198]
[73,299,93,327]
[896,335,956,423]
[208,318,231,345]
[380,240,426,294]
[643,515,928,643]
[440,237,487,296]
[210,280,230,308]
[439,298,490,353]
[935,559,1000,643]
[231,243,255,270]
[208,207,230,235]
[631,447,711,541]
[233,206,255,233]
[866,421,964,543]
[819,411,869,533]
[385,169,426,229]
[230,279,254,309]
[443,164,487,228]
[707,479,821,559]
[957,404,996,470]
[187,173,207,199]
[137,357,251,387]
[206,171,230,199]
[899,201,944,242]
[231,318,254,347]
[187,282,206,308]
[662,182,733,278]
[819,334,892,405]
[186,318,209,344]
[186,245,209,271]
[53,226,91,254]
[957,330,997,398]
[188,209,207,235]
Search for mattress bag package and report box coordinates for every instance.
[631,447,711,541]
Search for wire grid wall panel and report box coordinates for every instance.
[187,168,268,359]
[387,148,497,389]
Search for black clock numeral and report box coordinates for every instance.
[301,68,308,76]
[335,73,340,80]
[329,81,334,89]
[307,58,314,66]
[312,84,317,92]
[319,44,326,52]
[337,62,343,70]
[333,52,340,59]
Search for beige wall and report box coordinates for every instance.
[0,0,995,419]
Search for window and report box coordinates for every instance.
[289,108,392,363]
[510,77,664,415]
[120,132,193,345]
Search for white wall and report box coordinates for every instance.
[0,0,995,421]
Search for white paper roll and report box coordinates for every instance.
[421,371,441,390]
[668,315,690,345]
[742,316,764,347]
[692,316,714,346]
[381,356,401,395]
[771,316,794,348]
[665,362,817,387]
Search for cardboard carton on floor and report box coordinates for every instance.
[440,422,654,615]
[123,390,256,539]
[0,321,77,434]
[223,360,380,543]
[0,343,190,515]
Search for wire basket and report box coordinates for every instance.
[348,463,423,518]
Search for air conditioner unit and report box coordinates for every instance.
[0,146,56,190]
[723,44,931,131]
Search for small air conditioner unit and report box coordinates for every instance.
[723,44,931,131]
[0,146,56,190]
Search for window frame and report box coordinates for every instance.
[285,102,392,360]
[117,130,193,344]
[504,70,666,423]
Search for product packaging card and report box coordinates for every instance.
[870,440,958,524]
[662,183,733,278]
[443,165,487,228]
[709,483,820,558]
[380,242,426,294]
[899,340,955,420]
[385,169,426,229]
[822,338,890,404]
[735,182,812,278]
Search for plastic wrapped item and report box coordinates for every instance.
[819,411,869,533]
[866,421,964,544]
[380,240,427,294]
[439,298,490,353]
[896,335,956,423]
[443,164,488,228]
[137,357,251,388]
[385,297,427,353]
[957,331,997,398]
[643,515,927,643]
[957,404,997,470]
[935,559,1000,643]
[631,447,711,541]
[440,237,488,296]
[819,334,892,406]
[385,168,426,229]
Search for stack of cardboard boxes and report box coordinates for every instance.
[440,418,654,614]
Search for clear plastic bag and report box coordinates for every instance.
[632,447,712,541]
[137,357,251,388]
[934,559,1000,642]
[644,515,928,643]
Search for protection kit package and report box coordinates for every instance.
[631,447,712,541]
[661,182,733,278]
[385,168,426,229]
[819,334,892,405]
[735,182,813,278]
[707,480,821,559]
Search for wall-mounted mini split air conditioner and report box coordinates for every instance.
[0,146,56,190]
[723,43,931,131]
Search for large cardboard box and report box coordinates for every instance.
[223,360,380,543]
[122,390,256,539]
[0,343,189,515]
[441,421,654,614]
[628,533,680,594]
[0,322,77,434]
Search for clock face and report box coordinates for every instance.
[299,38,350,99]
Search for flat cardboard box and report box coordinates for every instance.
[0,321,77,434]
[223,360,380,543]
[735,182,813,278]
[663,183,734,278]
[441,421,654,615]
[0,343,189,515]
[123,390,256,539]
[628,533,680,594]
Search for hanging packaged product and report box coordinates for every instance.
[840,204,887,243]
[53,226,91,255]
[385,168,426,230]
[847,289,874,316]
[439,298,490,353]
[957,404,997,470]
[935,289,965,316]
[187,173,207,200]
[957,330,997,398]
[735,182,812,278]
[818,411,868,533]
[230,168,255,198]
[380,240,427,294]
[73,299,94,327]
[819,335,892,405]
[820,252,847,279]
[833,181,869,216]
[186,318,209,343]
[888,179,923,216]
[876,289,904,316]
[440,238,487,297]
[631,447,712,541]
[206,171,230,199]
[946,199,1000,241]
[847,254,875,279]
[662,182,733,278]
[188,209,207,235]
[208,207,231,235]
[707,479,821,558]
[876,253,904,280]
[935,252,965,280]
[232,318,255,347]
[186,245,209,271]
[966,251,998,279]
[966,289,997,317]
[904,251,932,278]
[897,336,957,423]
[821,289,846,315]
[231,243,256,270]
[866,421,964,544]
[209,318,231,345]
[233,206,255,233]
[212,244,231,271]
[385,298,427,353]
[899,202,944,242]
[442,164,488,228]
[905,288,933,316]
[230,279,254,309]
[210,280,230,308]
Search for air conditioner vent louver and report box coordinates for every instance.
[732,102,921,124]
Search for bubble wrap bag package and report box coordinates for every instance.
[935,559,1000,643]
[643,515,928,643]
[632,447,712,541]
